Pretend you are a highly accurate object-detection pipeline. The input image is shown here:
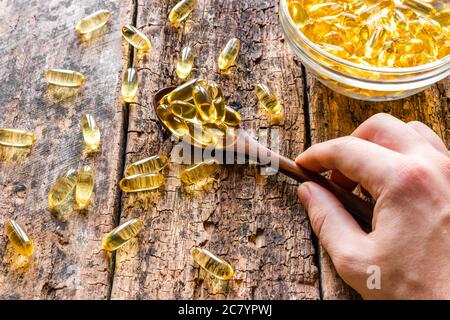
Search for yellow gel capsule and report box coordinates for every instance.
[403,0,436,15]
[255,84,282,115]
[48,169,78,209]
[102,218,144,251]
[171,100,197,120]
[0,128,36,147]
[45,69,84,87]
[180,161,219,187]
[434,9,450,26]
[203,122,236,148]
[186,122,217,147]
[75,165,94,209]
[119,173,165,192]
[167,78,200,103]
[169,0,196,26]
[176,46,195,79]
[4,219,34,257]
[121,25,151,52]
[191,247,234,280]
[308,2,343,19]
[365,26,388,60]
[125,155,169,176]
[289,2,308,26]
[212,97,226,123]
[81,114,101,152]
[193,85,216,122]
[122,68,138,103]
[156,104,189,138]
[218,38,240,71]
[207,82,223,100]
[75,9,112,34]
[223,106,241,128]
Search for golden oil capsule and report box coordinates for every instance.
[288,2,308,26]
[223,106,241,128]
[203,123,236,148]
[169,0,196,26]
[48,169,77,209]
[119,173,164,192]
[102,218,144,251]
[171,100,197,120]
[180,161,219,187]
[207,82,223,100]
[125,155,169,176]
[255,84,282,115]
[403,0,436,15]
[191,247,234,280]
[308,2,343,19]
[176,46,195,80]
[81,114,101,152]
[212,97,226,123]
[186,122,217,147]
[364,26,388,60]
[121,25,151,52]
[0,128,36,147]
[218,38,240,71]
[75,9,112,34]
[167,78,200,103]
[75,165,94,209]
[156,104,189,138]
[122,68,138,103]
[193,85,216,122]
[45,69,84,87]
[434,9,450,26]
[4,219,34,257]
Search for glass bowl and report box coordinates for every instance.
[279,0,450,101]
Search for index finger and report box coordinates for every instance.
[296,136,402,199]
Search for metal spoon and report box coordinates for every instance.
[153,86,373,228]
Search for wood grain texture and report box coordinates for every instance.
[0,0,131,299]
[110,0,320,300]
[306,76,450,299]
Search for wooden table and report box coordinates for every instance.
[0,0,448,300]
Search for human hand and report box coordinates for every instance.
[296,113,450,299]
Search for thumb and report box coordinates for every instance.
[298,182,369,270]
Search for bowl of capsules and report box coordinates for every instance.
[279,0,450,101]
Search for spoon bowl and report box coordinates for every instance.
[153,86,374,229]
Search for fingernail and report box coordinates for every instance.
[298,183,311,208]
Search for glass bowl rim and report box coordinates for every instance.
[279,0,450,75]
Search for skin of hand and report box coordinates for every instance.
[296,113,450,299]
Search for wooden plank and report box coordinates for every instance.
[110,0,320,299]
[307,76,450,299]
[0,0,132,299]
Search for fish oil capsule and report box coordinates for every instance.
[186,122,217,147]
[193,85,216,122]
[48,169,78,209]
[191,247,234,280]
[121,25,151,52]
[75,165,94,209]
[307,2,343,19]
[0,128,36,147]
[207,82,223,100]
[203,123,236,148]
[4,220,34,257]
[434,9,450,26]
[75,9,112,34]
[255,84,282,115]
[365,26,388,60]
[212,97,226,123]
[288,2,308,26]
[218,38,240,71]
[81,114,101,152]
[102,218,144,251]
[223,106,241,128]
[176,46,195,80]
[403,0,436,15]
[180,161,219,187]
[156,104,189,137]
[167,78,200,103]
[122,68,138,103]
[169,0,196,26]
[45,69,84,87]
[119,173,164,192]
[125,155,169,176]
[171,100,197,120]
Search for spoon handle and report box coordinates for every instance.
[246,136,373,228]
